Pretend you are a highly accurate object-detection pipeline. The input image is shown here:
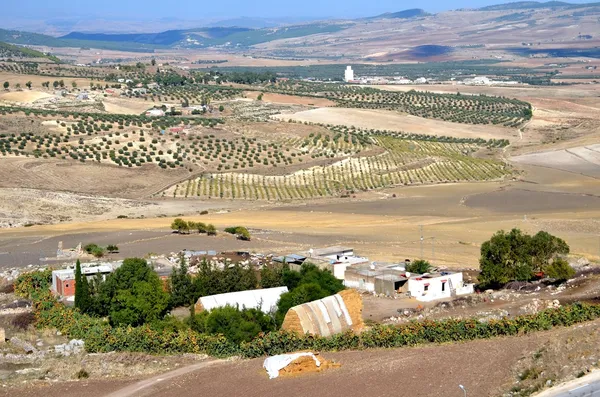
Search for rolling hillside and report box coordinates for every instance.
[0,42,60,62]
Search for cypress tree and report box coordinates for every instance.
[74,259,83,308]
[74,259,91,313]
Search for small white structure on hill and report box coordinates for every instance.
[195,286,289,313]
[344,66,354,82]
[407,272,474,302]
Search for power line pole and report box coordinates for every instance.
[419,225,423,259]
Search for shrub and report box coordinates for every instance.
[545,258,576,282]
[11,312,36,330]
[14,269,52,298]
[76,369,89,379]
[406,260,432,274]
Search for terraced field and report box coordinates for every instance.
[165,134,508,200]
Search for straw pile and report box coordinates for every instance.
[277,353,341,378]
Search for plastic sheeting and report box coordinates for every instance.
[263,353,321,379]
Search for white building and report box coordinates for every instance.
[344,66,354,82]
[145,109,165,117]
[407,272,474,302]
[195,287,289,313]
[415,77,428,84]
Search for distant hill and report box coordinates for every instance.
[368,9,430,20]
[57,24,351,49]
[0,41,60,62]
[60,30,189,46]
[0,29,65,47]
[477,1,600,11]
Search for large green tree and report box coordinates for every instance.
[479,229,571,288]
[168,256,195,308]
[96,258,169,326]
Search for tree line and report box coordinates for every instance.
[73,256,344,344]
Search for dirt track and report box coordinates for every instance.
[5,320,600,397]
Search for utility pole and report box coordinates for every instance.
[419,225,424,259]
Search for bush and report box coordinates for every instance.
[225,226,251,241]
[14,269,52,298]
[545,258,576,282]
[11,312,36,330]
[406,260,432,274]
[76,369,89,379]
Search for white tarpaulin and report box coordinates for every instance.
[263,352,321,379]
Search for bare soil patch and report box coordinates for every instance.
[276,107,518,141]
[102,97,152,115]
[0,157,189,199]
[0,90,53,103]
[244,91,336,107]
[465,188,600,213]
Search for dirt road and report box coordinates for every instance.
[104,360,224,397]
[5,320,600,397]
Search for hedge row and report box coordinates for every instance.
[30,288,600,358]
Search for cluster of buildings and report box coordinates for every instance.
[275,246,473,302]
[343,66,521,87]
[50,245,473,304]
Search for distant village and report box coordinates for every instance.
[342,65,521,86]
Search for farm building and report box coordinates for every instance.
[308,246,354,261]
[194,286,288,313]
[344,262,474,300]
[281,289,363,337]
[145,109,165,117]
[344,263,408,295]
[51,262,122,297]
[273,254,307,267]
[407,272,474,302]
[76,92,89,100]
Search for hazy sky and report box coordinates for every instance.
[3,0,594,19]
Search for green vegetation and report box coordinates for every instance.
[275,263,345,326]
[24,275,600,358]
[224,226,251,241]
[545,258,576,282]
[170,218,216,235]
[172,127,509,200]
[478,229,572,288]
[0,42,60,63]
[268,83,532,127]
[189,306,276,344]
[74,259,92,313]
[212,60,544,82]
[406,259,432,274]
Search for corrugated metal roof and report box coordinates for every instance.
[198,287,288,313]
[289,293,353,337]
[311,246,354,257]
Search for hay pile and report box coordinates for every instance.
[277,353,341,378]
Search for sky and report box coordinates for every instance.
[2,0,595,20]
